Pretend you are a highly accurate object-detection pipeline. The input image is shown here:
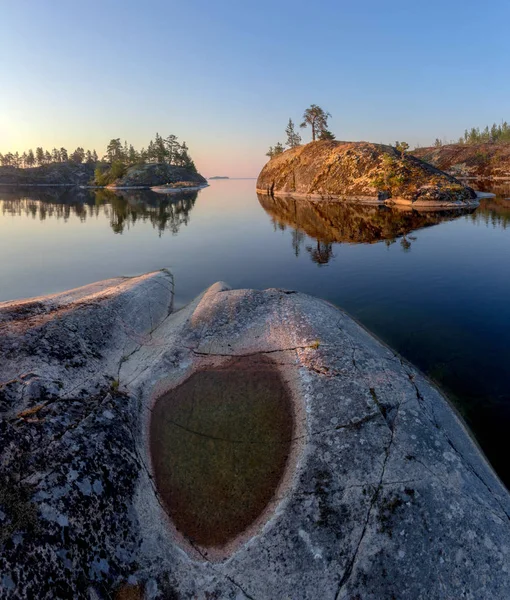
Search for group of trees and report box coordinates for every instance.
[267,105,334,159]
[102,133,195,170]
[433,121,510,147]
[460,122,510,145]
[0,147,98,168]
[0,133,196,171]
[94,134,196,185]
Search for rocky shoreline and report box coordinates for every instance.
[0,162,207,190]
[1,271,509,599]
[257,141,479,208]
[413,142,510,180]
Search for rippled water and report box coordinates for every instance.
[1,180,509,487]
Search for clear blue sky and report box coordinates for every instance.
[0,0,508,176]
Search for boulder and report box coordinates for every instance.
[257,141,478,207]
[1,272,509,599]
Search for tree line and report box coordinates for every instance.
[0,147,98,168]
[433,121,510,147]
[266,104,335,158]
[0,133,196,171]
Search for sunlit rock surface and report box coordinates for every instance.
[413,142,510,179]
[257,140,478,207]
[1,271,509,599]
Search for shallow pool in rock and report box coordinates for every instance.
[149,358,295,552]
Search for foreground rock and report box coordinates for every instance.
[413,142,510,180]
[108,163,207,189]
[257,141,478,207]
[1,272,509,599]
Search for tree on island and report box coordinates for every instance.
[26,149,35,167]
[266,142,286,159]
[318,129,335,141]
[285,119,302,148]
[105,138,124,163]
[36,147,45,166]
[300,104,331,141]
[395,141,409,159]
[70,147,85,163]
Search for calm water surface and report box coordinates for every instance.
[1,180,509,487]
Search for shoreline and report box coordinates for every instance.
[255,188,482,209]
[0,182,209,192]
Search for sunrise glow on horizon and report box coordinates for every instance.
[1,0,509,177]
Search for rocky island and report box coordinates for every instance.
[1,271,509,599]
[257,140,478,207]
[103,163,207,190]
[0,162,207,191]
[413,142,510,180]
[0,134,207,191]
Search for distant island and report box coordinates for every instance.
[208,176,229,180]
[0,133,206,190]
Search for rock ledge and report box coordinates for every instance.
[1,272,509,599]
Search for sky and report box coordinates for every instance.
[0,0,509,177]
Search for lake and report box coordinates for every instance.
[1,180,509,488]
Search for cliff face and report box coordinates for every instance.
[412,142,510,179]
[257,141,477,206]
[109,163,207,188]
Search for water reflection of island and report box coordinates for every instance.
[258,193,476,264]
[0,186,199,235]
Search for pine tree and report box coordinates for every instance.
[285,119,302,148]
[300,105,331,141]
[36,147,45,166]
[165,135,179,164]
[128,145,137,164]
[154,133,167,163]
[266,142,285,159]
[395,141,410,159]
[318,129,335,141]
[26,149,35,167]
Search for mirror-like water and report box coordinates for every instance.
[149,360,294,552]
[1,179,509,487]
